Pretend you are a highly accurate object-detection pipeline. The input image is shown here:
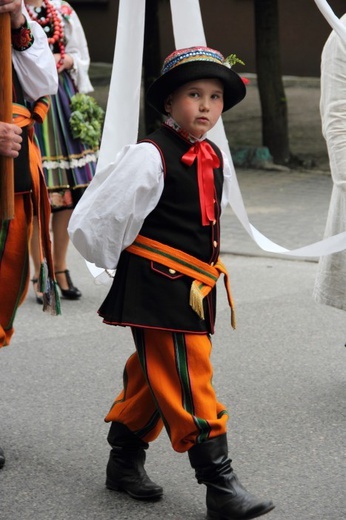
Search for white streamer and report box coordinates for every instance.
[314,0,346,43]
[86,0,146,279]
[170,0,206,47]
[96,0,146,171]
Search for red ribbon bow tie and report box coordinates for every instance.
[181,141,220,226]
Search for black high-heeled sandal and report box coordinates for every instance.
[0,446,5,469]
[55,269,82,300]
[31,278,43,305]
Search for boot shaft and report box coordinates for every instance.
[188,433,231,483]
[106,421,163,500]
[107,421,149,450]
[188,434,275,519]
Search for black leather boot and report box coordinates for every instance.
[0,446,5,469]
[106,422,163,500]
[188,434,275,520]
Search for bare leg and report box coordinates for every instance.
[0,446,5,469]
[29,216,43,301]
[52,209,72,291]
[30,216,42,280]
[52,209,81,298]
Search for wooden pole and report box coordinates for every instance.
[0,13,14,221]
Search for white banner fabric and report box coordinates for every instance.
[96,0,146,171]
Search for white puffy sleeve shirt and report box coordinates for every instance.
[68,142,232,270]
[12,8,58,101]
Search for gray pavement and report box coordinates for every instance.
[1,73,346,520]
[221,168,334,259]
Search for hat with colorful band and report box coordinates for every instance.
[146,46,246,114]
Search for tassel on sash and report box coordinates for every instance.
[126,234,236,329]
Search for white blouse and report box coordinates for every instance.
[12,9,58,101]
[51,0,93,93]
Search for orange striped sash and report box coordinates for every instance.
[12,97,51,128]
[126,234,235,329]
[11,98,61,315]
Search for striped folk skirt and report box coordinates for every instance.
[34,70,98,211]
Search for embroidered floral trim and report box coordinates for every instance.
[11,18,34,51]
[162,47,225,75]
[42,152,98,170]
[60,1,73,20]
[164,116,206,143]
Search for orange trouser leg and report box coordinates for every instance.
[0,195,32,348]
[105,347,165,443]
[105,328,228,453]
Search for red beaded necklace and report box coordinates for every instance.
[25,0,65,69]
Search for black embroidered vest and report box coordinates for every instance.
[99,125,224,334]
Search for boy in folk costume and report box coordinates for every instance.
[69,47,275,519]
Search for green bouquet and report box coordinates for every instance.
[69,93,105,149]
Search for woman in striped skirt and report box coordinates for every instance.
[25,0,99,302]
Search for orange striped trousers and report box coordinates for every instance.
[105,328,228,453]
[0,194,32,347]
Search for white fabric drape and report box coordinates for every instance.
[312,10,346,310]
[96,0,146,171]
